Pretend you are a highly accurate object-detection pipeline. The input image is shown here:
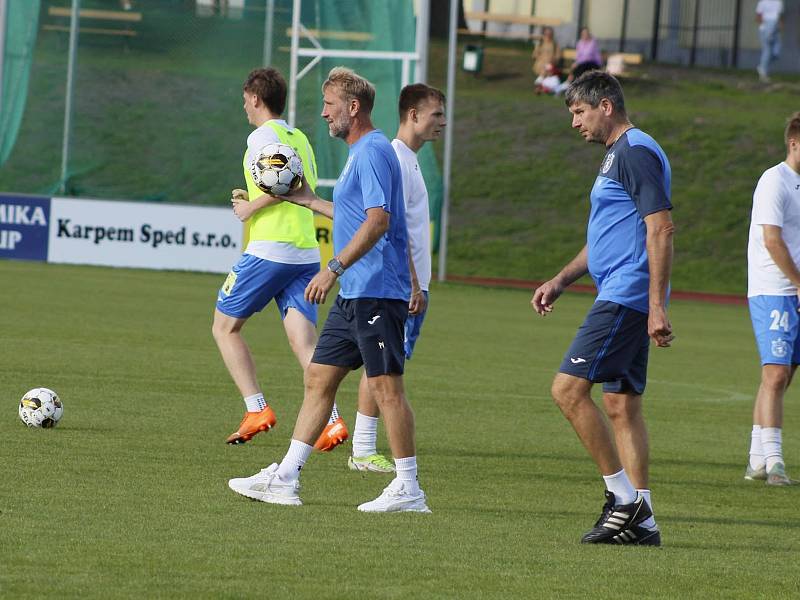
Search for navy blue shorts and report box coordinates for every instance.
[312,296,407,377]
[559,300,650,395]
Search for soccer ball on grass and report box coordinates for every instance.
[19,387,63,428]
[250,143,303,195]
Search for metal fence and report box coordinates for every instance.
[577,0,798,72]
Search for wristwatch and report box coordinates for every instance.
[327,257,345,276]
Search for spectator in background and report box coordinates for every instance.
[756,0,784,83]
[553,27,604,96]
[572,27,603,79]
[535,63,562,95]
[532,26,560,79]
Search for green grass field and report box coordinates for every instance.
[1,259,798,599]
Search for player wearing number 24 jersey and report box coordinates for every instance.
[744,112,800,486]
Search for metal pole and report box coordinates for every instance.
[437,0,458,283]
[0,0,7,122]
[263,0,275,67]
[689,0,700,67]
[576,0,585,35]
[620,0,629,52]
[732,0,742,67]
[414,0,430,83]
[288,0,300,126]
[59,0,80,195]
[651,0,661,61]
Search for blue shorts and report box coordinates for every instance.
[216,254,318,324]
[404,291,429,359]
[559,300,650,395]
[749,295,800,365]
[312,296,407,377]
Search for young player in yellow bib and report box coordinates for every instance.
[212,68,347,449]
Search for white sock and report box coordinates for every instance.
[244,393,266,413]
[636,489,657,529]
[761,427,783,471]
[749,425,764,470]
[328,402,340,425]
[276,439,313,482]
[602,469,637,505]
[352,412,378,457]
[394,456,420,494]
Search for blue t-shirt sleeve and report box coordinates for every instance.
[355,145,392,213]
[620,145,672,218]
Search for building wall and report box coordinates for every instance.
[463,0,799,73]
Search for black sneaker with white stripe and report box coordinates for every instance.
[580,490,652,544]
[610,523,662,546]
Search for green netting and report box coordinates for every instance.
[0,0,41,165]
[0,0,441,240]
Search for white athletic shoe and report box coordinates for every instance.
[228,463,302,506]
[357,479,431,513]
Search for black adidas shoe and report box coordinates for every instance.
[580,493,652,544]
[609,524,662,546]
[590,490,616,528]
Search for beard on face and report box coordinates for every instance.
[328,113,351,139]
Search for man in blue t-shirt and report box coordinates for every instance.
[532,71,674,546]
[227,67,430,513]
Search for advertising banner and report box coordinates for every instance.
[313,213,333,266]
[48,197,243,273]
[0,194,50,261]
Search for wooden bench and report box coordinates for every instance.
[561,48,642,75]
[283,27,374,42]
[562,48,642,65]
[457,28,541,42]
[465,11,563,28]
[460,12,562,42]
[43,7,142,39]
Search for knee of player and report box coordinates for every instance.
[762,365,792,391]
[373,390,408,411]
[550,377,582,413]
[602,397,638,422]
[212,310,242,338]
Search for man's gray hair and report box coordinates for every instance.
[564,70,626,115]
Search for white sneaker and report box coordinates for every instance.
[228,463,302,506]
[357,479,431,513]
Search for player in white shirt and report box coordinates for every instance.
[745,112,800,486]
[347,84,447,473]
[755,0,783,82]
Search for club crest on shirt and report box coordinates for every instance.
[601,152,615,174]
[772,338,789,358]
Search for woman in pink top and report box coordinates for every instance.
[573,27,602,78]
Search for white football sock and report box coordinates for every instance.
[749,424,764,470]
[352,412,379,458]
[636,489,657,529]
[276,439,313,482]
[394,456,420,494]
[602,469,637,505]
[761,427,783,471]
[244,393,266,413]
[328,402,340,425]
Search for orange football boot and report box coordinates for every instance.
[226,406,277,444]
[314,417,349,452]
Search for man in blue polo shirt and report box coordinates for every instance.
[532,71,674,546]
[227,67,430,513]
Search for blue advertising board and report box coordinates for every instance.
[0,194,50,261]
